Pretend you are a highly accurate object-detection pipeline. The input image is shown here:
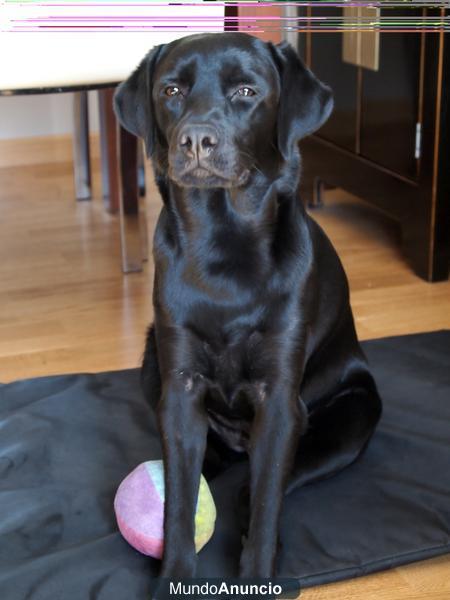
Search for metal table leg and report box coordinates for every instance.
[117,125,148,273]
[72,91,91,200]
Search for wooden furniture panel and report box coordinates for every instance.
[237,4,283,44]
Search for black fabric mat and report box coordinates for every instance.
[0,331,449,599]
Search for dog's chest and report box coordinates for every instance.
[199,328,270,452]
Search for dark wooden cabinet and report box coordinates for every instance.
[299,8,450,281]
[359,26,421,180]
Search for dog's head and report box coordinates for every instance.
[114,33,333,189]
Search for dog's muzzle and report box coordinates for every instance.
[168,123,250,188]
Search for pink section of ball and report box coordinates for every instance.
[116,513,163,558]
[114,462,164,558]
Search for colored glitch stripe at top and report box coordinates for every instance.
[1,1,449,33]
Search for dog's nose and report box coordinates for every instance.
[178,125,219,160]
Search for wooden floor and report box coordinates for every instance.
[0,135,449,598]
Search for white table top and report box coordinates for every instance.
[0,2,225,91]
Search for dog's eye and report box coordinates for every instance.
[165,86,182,97]
[236,87,256,97]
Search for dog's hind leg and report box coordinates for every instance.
[286,383,382,494]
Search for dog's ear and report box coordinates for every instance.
[268,41,333,160]
[113,44,165,157]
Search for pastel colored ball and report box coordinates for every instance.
[114,460,216,559]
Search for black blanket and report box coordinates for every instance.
[1,331,449,599]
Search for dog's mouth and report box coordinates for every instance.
[170,164,250,189]
[190,167,218,180]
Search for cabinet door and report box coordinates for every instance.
[360,9,422,179]
[310,7,358,151]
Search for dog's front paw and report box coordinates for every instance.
[239,545,275,578]
[151,555,197,600]
[160,553,197,578]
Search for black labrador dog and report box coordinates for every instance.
[114,32,382,578]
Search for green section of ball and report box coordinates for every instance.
[195,473,217,551]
